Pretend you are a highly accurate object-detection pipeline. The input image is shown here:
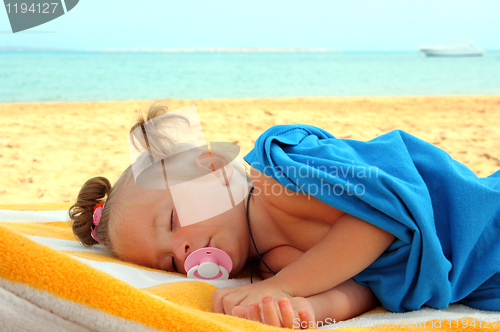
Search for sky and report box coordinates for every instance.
[0,0,499,52]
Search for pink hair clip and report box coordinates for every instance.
[91,202,105,243]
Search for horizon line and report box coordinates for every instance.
[1,46,499,53]
[0,46,337,53]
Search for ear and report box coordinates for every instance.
[194,150,233,186]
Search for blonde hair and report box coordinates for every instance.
[68,100,176,254]
[69,100,252,255]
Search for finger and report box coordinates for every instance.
[248,303,262,322]
[262,295,281,327]
[277,298,297,329]
[222,296,239,316]
[299,310,316,329]
[231,306,248,319]
[211,288,226,314]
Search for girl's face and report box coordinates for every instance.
[109,175,250,277]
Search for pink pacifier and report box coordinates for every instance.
[184,247,233,280]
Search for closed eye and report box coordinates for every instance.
[170,209,173,231]
[170,209,177,272]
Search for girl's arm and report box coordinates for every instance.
[235,278,379,328]
[307,278,380,324]
[258,246,381,323]
[275,213,395,298]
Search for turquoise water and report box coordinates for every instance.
[1,51,499,103]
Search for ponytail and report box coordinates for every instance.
[68,176,112,246]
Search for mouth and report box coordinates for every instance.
[205,239,211,248]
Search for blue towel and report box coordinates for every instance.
[243,124,500,312]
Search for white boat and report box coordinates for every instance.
[419,41,484,57]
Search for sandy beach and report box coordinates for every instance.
[0,95,499,204]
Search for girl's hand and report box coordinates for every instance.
[212,278,293,316]
[232,295,316,329]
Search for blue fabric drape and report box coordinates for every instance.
[243,125,500,312]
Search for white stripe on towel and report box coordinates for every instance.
[27,236,107,253]
[0,210,69,222]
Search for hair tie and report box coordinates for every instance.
[91,202,105,243]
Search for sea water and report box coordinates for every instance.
[0,51,499,103]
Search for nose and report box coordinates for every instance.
[173,239,192,274]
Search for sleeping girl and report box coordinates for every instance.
[69,101,500,329]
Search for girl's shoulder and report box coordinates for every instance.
[249,166,345,226]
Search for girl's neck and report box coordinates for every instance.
[246,187,286,259]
